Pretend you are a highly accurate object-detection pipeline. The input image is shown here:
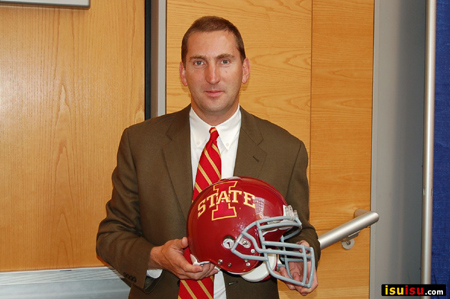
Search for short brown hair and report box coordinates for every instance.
[181,16,246,65]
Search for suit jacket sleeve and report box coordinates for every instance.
[96,127,154,290]
[96,107,193,296]
[286,140,321,266]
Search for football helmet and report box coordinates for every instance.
[187,176,315,288]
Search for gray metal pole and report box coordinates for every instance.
[150,0,167,118]
[421,0,436,296]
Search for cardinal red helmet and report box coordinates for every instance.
[187,176,315,288]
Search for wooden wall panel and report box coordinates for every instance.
[310,0,374,298]
[0,0,144,270]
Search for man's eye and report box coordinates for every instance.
[193,61,204,66]
[221,59,230,65]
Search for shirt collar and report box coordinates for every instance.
[189,105,241,150]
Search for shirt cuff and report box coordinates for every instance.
[147,269,163,278]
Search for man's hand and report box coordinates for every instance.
[149,237,218,280]
[278,241,318,296]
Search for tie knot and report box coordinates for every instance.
[209,127,219,141]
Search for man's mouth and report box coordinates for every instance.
[205,90,223,97]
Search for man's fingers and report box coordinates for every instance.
[180,263,217,280]
[156,237,220,280]
[300,287,313,296]
[279,267,296,290]
[180,236,189,249]
[279,264,318,295]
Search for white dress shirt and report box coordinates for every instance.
[189,106,241,299]
[148,106,241,299]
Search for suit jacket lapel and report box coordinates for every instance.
[163,106,193,220]
[234,108,266,178]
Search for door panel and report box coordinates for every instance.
[0,0,145,270]
[309,1,373,297]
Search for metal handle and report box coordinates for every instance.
[318,209,379,250]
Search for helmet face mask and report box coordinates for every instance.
[187,176,315,288]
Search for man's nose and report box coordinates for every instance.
[205,64,220,84]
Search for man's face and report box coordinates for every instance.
[180,30,250,125]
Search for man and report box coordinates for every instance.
[97,16,320,298]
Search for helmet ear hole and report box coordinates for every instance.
[222,236,235,249]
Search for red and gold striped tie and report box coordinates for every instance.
[178,127,221,299]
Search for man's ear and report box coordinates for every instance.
[179,62,188,86]
[242,58,250,84]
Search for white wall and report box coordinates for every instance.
[371,0,426,298]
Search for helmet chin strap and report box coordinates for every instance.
[240,254,277,282]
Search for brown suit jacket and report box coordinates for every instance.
[96,105,320,298]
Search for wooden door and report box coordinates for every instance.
[166,0,373,298]
[0,0,145,270]
[309,1,373,298]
